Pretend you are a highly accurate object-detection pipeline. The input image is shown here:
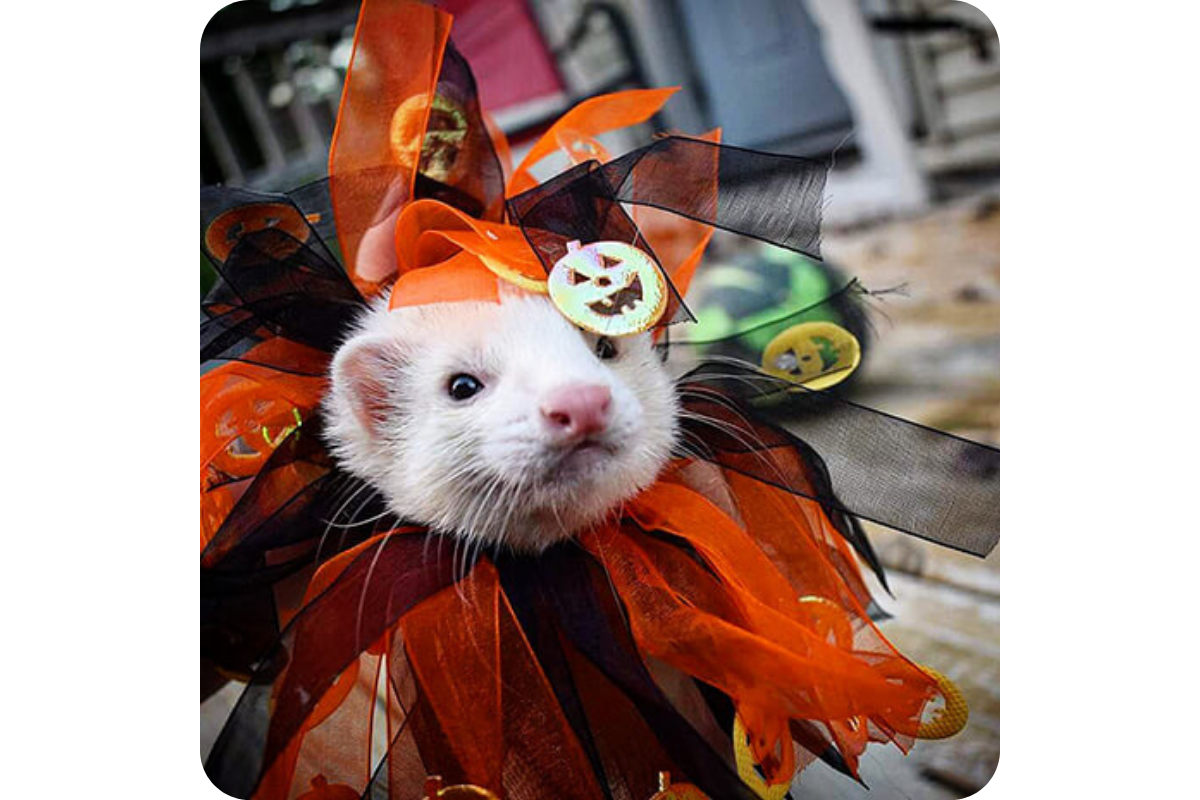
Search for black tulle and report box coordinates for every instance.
[676,362,999,557]
[496,547,761,800]
[508,135,825,266]
[416,41,507,221]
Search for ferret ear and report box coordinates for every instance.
[331,335,408,437]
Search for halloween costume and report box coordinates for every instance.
[201,3,999,798]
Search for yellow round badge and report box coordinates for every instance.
[761,321,861,390]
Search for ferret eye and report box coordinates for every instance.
[447,373,484,401]
[595,337,618,360]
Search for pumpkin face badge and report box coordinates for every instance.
[547,240,668,336]
[204,202,312,262]
[390,93,470,185]
[761,320,861,390]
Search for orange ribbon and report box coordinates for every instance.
[329,15,700,311]
[383,88,690,310]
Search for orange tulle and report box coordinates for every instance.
[236,474,938,798]
[482,109,512,184]
[328,0,705,308]
[400,563,609,799]
[329,0,451,287]
[380,121,723,309]
[597,477,938,782]
[200,342,328,550]
[249,537,615,800]
[381,99,720,308]
[507,87,679,195]
[388,199,548,308]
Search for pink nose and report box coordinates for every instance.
[540,384,612,440]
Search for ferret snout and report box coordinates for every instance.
[539,383,612,442]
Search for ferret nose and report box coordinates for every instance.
[540,383,612,440]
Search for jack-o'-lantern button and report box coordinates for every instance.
[205,202,311,262]
[548,240,668,337]
[647,772,711,800]
[762,320,861,390]
[390,93,470,185]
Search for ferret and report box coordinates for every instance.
[324,287,679,552]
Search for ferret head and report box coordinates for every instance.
[324,290,677,552]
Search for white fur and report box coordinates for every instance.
[323,289,677,552]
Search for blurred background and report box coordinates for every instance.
[201,1,999,797]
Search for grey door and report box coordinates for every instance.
[677,0,853,153]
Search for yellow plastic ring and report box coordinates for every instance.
[732,716,790,800]
[915,665,969,740]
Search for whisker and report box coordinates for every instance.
[316,480,374,564]
[678,385,775,442]
[354,531,395,654]
[323,507,394,529]
[675,407,793,491]
[335,487,387,552]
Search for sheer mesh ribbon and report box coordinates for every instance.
[507,135,825,283]
[205,523,935,799]
[326,0,451,287]
[674,362,1000,557]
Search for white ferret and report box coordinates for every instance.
[323,287,679,553]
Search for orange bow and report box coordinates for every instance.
[327,0,713,308]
